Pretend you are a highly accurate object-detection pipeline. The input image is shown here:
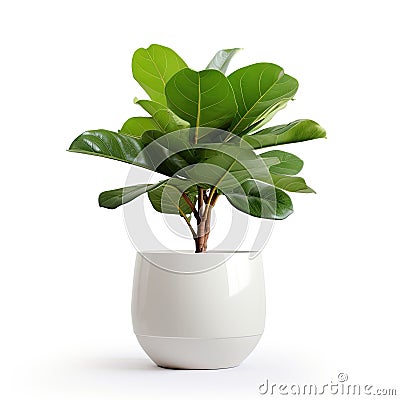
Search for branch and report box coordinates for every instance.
[203,193,220,251]
[198,187,203,205]
[182,192,200,223]
[210,193,220,207]
[204,193,219,234]
[178,207,196,239]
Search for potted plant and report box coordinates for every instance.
[68,44,326,369]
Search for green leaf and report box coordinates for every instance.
[142,128,235,155]
[132,44,187,106]
[165,68,237,129]
[99,182,164,209]
[148,178,197,215]
[225,180,293,220]
[134,99,190,132]
[259,150,304,175]
[68,130,144,166]
[240,98,289,135]
[120,117,159,137]
[243,119,326,149]
[141,128,256,173]
[270,174,315,193]
[141,129,199,167]
[228,63,298,134]
[182,146,273,192]
[183,158,239,191]
[206,48,242,74]
[68,129,187,177]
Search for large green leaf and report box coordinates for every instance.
[132,44,187,106]
[148,178,197,215]
[243,119,326,149]
[99,182,164,209]
[141,129,199,167]
[225,180,293,220]
[182,157,240,191]
[165,68,237,130]
[134,99,190,132]
[68,130,144,165]
[68,129,187,177]
[138,133,191,176]
[120,117,159,137]
[142,128,237,154]
[228,63,298,134]
[206,48,241,74]
[181,145,276,192]
[193,152,313,194]
[141,128,252,174]
[259,150,304,175]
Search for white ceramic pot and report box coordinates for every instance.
[132,251,265,369]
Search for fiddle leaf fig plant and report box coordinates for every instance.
[68,44,326,253]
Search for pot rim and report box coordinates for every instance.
[136,250,261,274]
[139,250,258,255]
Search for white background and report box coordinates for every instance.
[1,0,399,399]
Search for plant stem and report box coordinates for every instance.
[202,193,219,251]
[178,207,196,239]
[182,192,200,223]
[195,187,220,253]
[198,187,204,213]
[196,187,206,252]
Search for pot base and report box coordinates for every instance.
[136,334,262,370]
